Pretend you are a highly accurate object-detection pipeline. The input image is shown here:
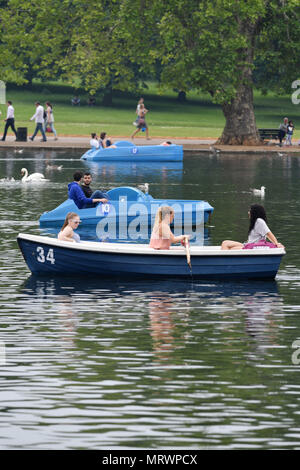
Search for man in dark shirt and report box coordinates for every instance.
[81,172,107,201]
[68,171,108,209]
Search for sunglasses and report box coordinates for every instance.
[72,220,81,224]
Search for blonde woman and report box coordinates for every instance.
[150,206,189,250]
[58,212,81,243]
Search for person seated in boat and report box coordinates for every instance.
[150,206,189,250]
[90,133,99,149]
[99,132,116,149]
[80,171,108,200]
[221,204,284,250]
[160,141,172,146]
[58,212,81,243]
[68,171,108,209]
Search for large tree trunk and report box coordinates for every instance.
[217,80,261,145]
[217,21,261,146]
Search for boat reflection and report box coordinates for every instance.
[82,160,183,181]
[22,275,279,299]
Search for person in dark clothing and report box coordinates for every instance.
[68,171,108,209]
[80,172,108,200]
[278,117,288,147]
[1,101,17,141]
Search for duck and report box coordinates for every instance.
[209,146,220,155]
[21,168,46,183]
[45,164,63,171]
[138,183,149,194]
[251,186,265,197]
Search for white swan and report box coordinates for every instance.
[21,168,46,183]
[251,186,265,197]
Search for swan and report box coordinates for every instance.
[251,186,265,197]
[21,168,46,183]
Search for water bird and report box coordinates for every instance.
[21,168,46,183]
[138,183,149,194]
[251,186,265,197]
[45,164,63,171]
[278,152,287,157]
[209,146,220,155]
[14,148,23,154]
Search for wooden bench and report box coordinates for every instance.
[258,128,279,141]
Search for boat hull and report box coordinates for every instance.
[17,234,285,280]
[81,141,183,162]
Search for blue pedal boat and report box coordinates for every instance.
[39,186,214,240]
[81,141,183,162]
[17,233,285,280]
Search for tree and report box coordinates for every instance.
[149,0,300,144]
[1,0,299,144]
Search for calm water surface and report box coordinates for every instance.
[1,148,300,449]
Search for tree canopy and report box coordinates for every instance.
[0,0,299,142]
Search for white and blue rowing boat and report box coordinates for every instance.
[17,233,285,280]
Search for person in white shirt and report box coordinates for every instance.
[221,204,284,250]
[29,102,47,142]
[44,101,58,140]
[90,133,99,149]
[1,101,17,141]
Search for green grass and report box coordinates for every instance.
[1,81,299,139]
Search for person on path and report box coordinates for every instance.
[44,102,58,140]
[29,102,47,142]
[131,103,150,140]
[284,121,294,146]
[1,101,17,141]
[278,117,288,147]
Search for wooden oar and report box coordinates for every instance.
[184,236,192,272]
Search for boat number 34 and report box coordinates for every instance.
[36,246,55,264]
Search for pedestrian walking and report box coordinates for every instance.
[44,102,58,140]
[29,102,47,142]
[1,101,17,141]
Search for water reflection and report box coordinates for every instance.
[1,148,300,449]
[82,160,183,181]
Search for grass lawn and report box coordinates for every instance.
[1,81,299,140]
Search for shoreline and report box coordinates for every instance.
[1,135,300,154]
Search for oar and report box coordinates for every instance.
[184,236,192,272]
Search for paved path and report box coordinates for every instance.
[1,135,300,153]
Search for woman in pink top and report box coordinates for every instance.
[150,206,189,249]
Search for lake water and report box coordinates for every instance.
[1,148,300,449]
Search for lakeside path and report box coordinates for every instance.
[1,135,300,153]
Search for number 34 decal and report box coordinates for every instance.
[36,246,55,264]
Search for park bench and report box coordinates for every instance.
[258,128,279,141]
